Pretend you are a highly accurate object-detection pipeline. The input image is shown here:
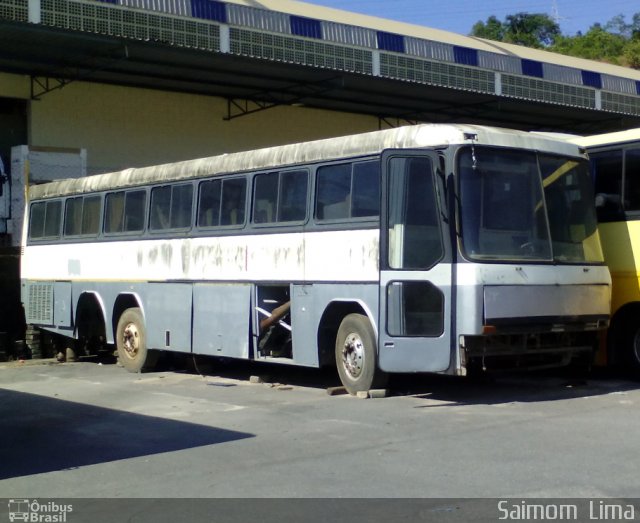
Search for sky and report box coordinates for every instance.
[304,0,639,36]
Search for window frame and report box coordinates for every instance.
[196,175,248,230]
[314,159,381,223]
[28,199,63,241]
[251,168,310,227]
[103,189,148,236]
[63,195,102,238]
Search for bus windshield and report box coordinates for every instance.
[458,147,604,264]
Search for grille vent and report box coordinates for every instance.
[27,282,54,325]
[380,53,495,93]
[501,74,595,108]
[40,0,220,51]
[229,27,373,74]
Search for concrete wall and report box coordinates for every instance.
[1,72,379,175]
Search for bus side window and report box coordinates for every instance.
[124,190,146,232]
[150,186,171,230]
[278,170,307,222]
[30,200,62,239]
[198,179,222,227]
[352,161,380,218]
[104,192,125,233]
[624,148,640,212]
[253,172,278,224]
[591,150,623,222]
[221,177,246,225]
[29,202,47,239]
[64,197,83,236]
[82,196,101,235]
[65,196,101,237]
[170,184,193,229]
[316,164,351,221]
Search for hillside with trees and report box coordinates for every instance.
[471,13,640,69]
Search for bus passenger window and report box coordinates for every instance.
[123,190,146,232]
[316,164,351,220]
[104,192,125,233]
[64,197,83,236]
[171,184,193,229]
[29,202,46,238]
[198,180,222,227]
[591,150,623,221]
[150,184,192,231]
[150,186,171,230]
[43,201,62,238]
[352,161,380,218]
[105,190,146,234]
[198,177,246,227]
[31,201,62,239]
[278,170,307,222]
[253,172,278,224]
[221,178,246,225]
[624,148,640,212]
[81,196,101,235]
[65,196,101,237]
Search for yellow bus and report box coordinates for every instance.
[571,130,640,375]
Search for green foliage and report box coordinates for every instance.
[472,12,559,48]
[471,16,504,41]
[471,12,640,69]
[552,26,626,64]
[504,13,561,48]
[624,40,640,68]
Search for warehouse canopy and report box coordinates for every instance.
[1,0,640,132]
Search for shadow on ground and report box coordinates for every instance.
[156,353,640,406]
[0,388,253,480]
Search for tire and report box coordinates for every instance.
[622,323,640,379]
[335,313,387,395]
[116,307,157,373]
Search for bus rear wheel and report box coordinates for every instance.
[116,307,157,373]
[335,313,387,395]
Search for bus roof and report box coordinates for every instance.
[569,128,640,149]
[29,124,585,200]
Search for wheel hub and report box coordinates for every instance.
[122,323,139,359]
[342,332,365,379]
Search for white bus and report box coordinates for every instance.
[21,124,611,394]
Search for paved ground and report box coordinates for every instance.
[0,357,639,516]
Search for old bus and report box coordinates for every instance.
[570,129,640,375]
[21,125,610,394]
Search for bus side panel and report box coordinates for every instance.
[599,221,640,317]
[54,281,72,329]
[145,283,193,353]
[193,283,251,359]
[290,282,379,368]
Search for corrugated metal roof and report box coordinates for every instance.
[3,0,640,131]
[223,0,640,81]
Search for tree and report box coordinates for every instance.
[624,40,640,68]
[470,11,640,69]
[503,13,561,48]
[471,13,560,48]
[471,16,505,41]
[552,24,626,64]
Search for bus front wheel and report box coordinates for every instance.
[335,313,387,395]
[116,308,157,373]
[623,323,640,379]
